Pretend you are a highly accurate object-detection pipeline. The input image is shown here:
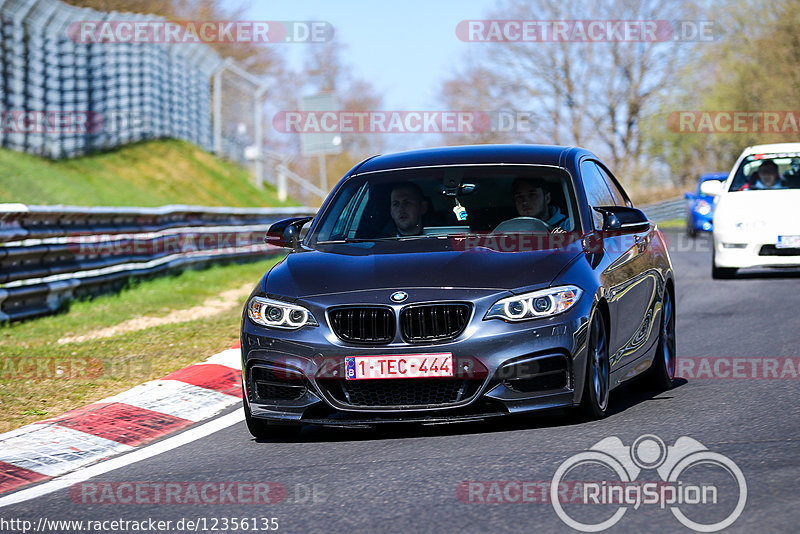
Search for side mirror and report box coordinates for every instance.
[700,179,724,197]
[265,217,313,249]
[594,206,650,233]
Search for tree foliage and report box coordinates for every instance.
[646,0,800,186]
[441,0,703,184]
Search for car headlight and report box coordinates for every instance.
[696,199,712,216]
[485,286,582,322]
[247,296,318,329]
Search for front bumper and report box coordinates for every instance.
[241,289,592,426]
[714,230,800,269]
[689,211,713,232]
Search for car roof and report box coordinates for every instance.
[741,143,800,155]
[352,144,583,174]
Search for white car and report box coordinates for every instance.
[707,143,800,278]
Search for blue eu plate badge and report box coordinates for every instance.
[345,357,356,379]
[777,235,800,249]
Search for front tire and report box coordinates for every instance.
[686,219,697,238]
[642,287,676,390]
[580,310,610,420]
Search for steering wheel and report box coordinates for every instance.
[491,217,550,234]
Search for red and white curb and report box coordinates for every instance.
[0,343,243,495]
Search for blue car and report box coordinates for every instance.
[684,172,728,237]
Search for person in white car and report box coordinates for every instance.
[741,160,786,190]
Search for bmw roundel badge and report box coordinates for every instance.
[390,291,408,302]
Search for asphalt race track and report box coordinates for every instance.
[2,230,799,534]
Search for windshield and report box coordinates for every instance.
[308,165,580,245]
[729,153,800,191]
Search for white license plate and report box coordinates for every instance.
[345,353,453,380]
[777,235,800,249]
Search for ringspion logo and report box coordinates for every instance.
[551,435,746,532]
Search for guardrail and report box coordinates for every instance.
[0,196,686,322]
[639,196,685,222]
[0,204,316,321]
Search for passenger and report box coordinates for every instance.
[512,178,568,232]
[782,158,800,188]
[389,182,428,236]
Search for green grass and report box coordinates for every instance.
[654,217,686,229]
[0,257,282,433]
[0,139,296,207]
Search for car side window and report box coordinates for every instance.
[580,160,615,229]
[595,163,630,207]
[324,182,368,240]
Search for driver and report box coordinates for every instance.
[512,178,568,232]
[389,182,429,236]
[743,160,786,190]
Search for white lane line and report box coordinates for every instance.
[0,409,245,508]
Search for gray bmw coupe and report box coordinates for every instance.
[241,145,675,438]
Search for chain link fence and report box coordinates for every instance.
[0,0,224,158]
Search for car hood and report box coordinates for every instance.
[715,189,800,232]
[263,240,582,298]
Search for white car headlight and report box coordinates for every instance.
[248,296,318,329]
[485,286,582,322]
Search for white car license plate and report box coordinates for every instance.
[777,235,800,249]
[345,353,453,380]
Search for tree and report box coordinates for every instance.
[283,41,386,202]
[645,0,800,186]
[441,0,703,185]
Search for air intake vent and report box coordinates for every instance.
[250,365,307,401]
[759,245,800,256]
[320,378,482,408]
[400,303,471,342]
[329,307,395,343]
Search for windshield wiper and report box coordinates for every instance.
[316,237,394,244]
[317,235,443,244]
